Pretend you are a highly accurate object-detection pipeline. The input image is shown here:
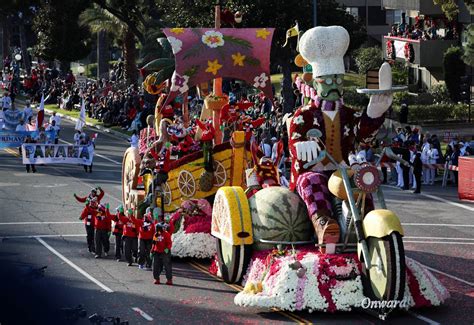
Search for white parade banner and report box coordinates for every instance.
[22,143,94,166]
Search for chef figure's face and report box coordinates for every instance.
[314,74,344,101]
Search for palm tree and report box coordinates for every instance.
[80,4,138,83]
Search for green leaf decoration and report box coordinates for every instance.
[183,43,204,60]
[150,66,175,86]
[244,56,260,67]
[216,47,226,61]
[142,58,175,72]
[223,36,252,49]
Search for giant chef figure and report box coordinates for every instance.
[289,26,393,247]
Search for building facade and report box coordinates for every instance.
[337,0,391,43]
[381,0,473,91]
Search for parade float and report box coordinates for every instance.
[122,27,274,258]
[121,24,449,319]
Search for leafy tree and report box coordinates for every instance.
[354,47,383,74]
[462,3,474,66]
[154,0,366,113]
[32,0,92,72]
[0,0,40,72]
[433,0,474,20]
[81,0,167,83]
[432,1,474,66]
[443,46,465,102]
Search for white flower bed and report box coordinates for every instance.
[171,222,216,259]
[235,253,449,312]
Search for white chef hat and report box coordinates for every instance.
[299,26,350,77]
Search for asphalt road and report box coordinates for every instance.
[0,115,473,324]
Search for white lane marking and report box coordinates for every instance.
[1,234,85,239]
[59,139,122,165]
[31,183,68,188]
[405,236,474,241]
[405,240,474,245]
[383,184,474,212]
[402,223,474,228]
[0,182,20,186]
[421,193,474,212]
[412,260,474,287]
[131,307,154,321]
[0,221,83,225]
[35,237,114,293]
[406,311,440,325]
[13,173,45,177]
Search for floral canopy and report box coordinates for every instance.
[163,28,275,104]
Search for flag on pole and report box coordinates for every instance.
[75,98,86,131]
[36,93,45,130]
[282,22,300,48]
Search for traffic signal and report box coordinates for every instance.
[459,75,471,104]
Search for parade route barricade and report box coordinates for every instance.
[21,143,94,166]
[458,157,474,201]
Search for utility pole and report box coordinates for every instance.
[313,0,318,27]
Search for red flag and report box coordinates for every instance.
[36,94,45,129]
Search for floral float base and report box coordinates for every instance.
[234,250,449,312]
[171,221,216,259]
[170,199,216,259]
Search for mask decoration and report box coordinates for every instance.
[314,74,344,101]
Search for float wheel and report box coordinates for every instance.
[360,232,406,302]
[122,147,142,211]
[212,187,253,284]
[213,160,227,187]
[160,182,172,206]
[216,239,252,284]
[178,170,196,198]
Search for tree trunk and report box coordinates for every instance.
[281,58,295,114]
[123,28,137,84]
[97,30,109,79]
[60,61,71,75]
[19,21,31,73]
[2,18,10,66]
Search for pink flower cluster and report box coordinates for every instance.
[170,199,213,234]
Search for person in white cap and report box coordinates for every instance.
[288,26,393,249]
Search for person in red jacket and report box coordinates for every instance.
[118,208,140,266]
[112,205,125,261]
[79,199,99,253]
[151,223,173,285]
[74,187,104,205]
[94,203,113,258]
[136,208,155,270]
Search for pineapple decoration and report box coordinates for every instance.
[196,118,216,192]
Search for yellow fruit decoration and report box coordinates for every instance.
[328,169,358,201]
[211,186,253,246]
[294,54,308,68]
[243,281,263,294]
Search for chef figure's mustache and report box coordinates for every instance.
[321,89,343,97]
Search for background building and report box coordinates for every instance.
[337,0,391,44]
[381,0,473,92]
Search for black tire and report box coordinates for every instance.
[216,238,251,284]
[360,232,406,302]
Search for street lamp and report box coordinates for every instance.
[14,53,22,61]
